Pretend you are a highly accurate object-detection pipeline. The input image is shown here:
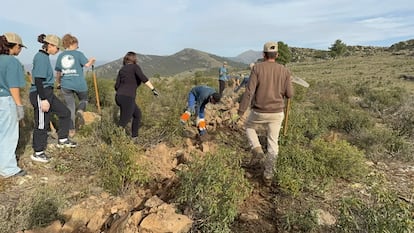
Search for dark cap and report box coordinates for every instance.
[211,92,221,103]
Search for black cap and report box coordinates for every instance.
[212,92,221,103]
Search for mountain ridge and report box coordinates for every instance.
[67,39,414,78]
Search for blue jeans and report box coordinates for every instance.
[0,96,22,177]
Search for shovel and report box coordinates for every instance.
[283,76,310,136]
[92,65,101,114]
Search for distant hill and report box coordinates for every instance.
[95,48,247,79]
[94,39,414,79]
[230,50,262,64]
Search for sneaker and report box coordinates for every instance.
[31,152,50,163]
[13,169,27,177]
[76,110,85,128]
[57,138,77,148]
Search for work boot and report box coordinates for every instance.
[263,163,274,187]
[262,173,273,187]
[250,147,265,169]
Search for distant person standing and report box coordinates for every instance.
[55,33,96,137]
[180,85,221,136]
[238,41,294,186]
[0,32,27,177]
[30,34,77,163]
[218,61,228,96]
[114,51,159,141]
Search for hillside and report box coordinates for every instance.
[95,48,248,79]
[1,40,414,233]
[94,40,413,80]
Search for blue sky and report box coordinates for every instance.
[2,0,414,65]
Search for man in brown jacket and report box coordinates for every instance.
[237,41,294,186]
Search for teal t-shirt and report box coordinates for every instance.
[219,66,228,81]
[30,51,55,93]
[55,50,88,92]
[0,55,25,97]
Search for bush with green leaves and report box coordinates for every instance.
[85,75,116,111]
[356,85,406,115]
[351,127,413,161]
[279,208,318,233]
[329,39,347,58]
[277,41,292,65]
[95,119,149,195]
[277,139,367,196]
[0,186,65,233]
[174,148,252,233]
[336,186,414,233]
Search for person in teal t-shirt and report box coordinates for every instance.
[55,34,96,137]
[218,61,228,96]
[0,32,27,177]
[29,34,77,164]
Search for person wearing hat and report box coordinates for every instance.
[29,34,76,163]
[180,85,221,137]
[0,32,27,177]
[55,33,96,137]
[218,61,228,96]
[237,41,294,186]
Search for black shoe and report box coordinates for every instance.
[57,138,77,148]
[31,152,50,163]
[13,169,27,177]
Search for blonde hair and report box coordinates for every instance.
[62,34,78,49]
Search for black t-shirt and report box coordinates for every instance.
[115,63,149,98]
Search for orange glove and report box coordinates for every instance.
[197,118,207,135]
[180,111,191,124]
[197,118,206,130]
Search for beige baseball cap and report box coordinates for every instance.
[44,34,64,50]
[4,32,26,48]
[263,41,278,52]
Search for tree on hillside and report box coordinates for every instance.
[256,41,292,65]
[329,39,347,58]
[276,41,292,65]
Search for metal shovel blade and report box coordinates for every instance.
[292,76,310,88]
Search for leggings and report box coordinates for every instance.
[115,94,142,137]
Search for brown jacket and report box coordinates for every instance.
[238,61,294,115]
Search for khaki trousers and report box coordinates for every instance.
[245,110,284,176]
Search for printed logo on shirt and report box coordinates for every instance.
[61,55,77,75]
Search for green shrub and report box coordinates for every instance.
[280,208,318,233]
[311,139,367,179]
[351,127,413,161]
[277,145,316,195]
[356,86,406,115]
[95,125,149,195]
[86,75,116,111]
[0,186,65,232]
[174,148,251,233]
[336,109,374,133]
[336,187,414,233]
[277,139,367,196]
